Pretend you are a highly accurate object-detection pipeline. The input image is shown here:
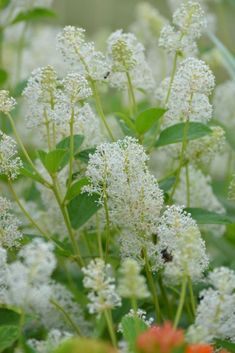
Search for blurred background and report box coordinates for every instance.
[52,0,235,51]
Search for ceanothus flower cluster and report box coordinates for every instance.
[187,267,235,343]
[156,205,209,283]
[159,1,206,55]
[0,197,22,248]
[0,131,22,179]
[82,258,121,315]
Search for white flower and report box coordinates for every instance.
[0,90,16,113]
[84,137,163,235]
[61,73,92,105]
[107,30,155,91]
[82,258,121,314]
[0,197,22,248]
[57,26,109,82]
[156,205,209,283]
[0,131,22,179]
[187,267,235,343]
[157,57,215,127]
[213,80,235,129]
[118,259,150,299]
[159,1,206,54]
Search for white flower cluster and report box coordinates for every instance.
[0,197,22,248]
[85,137,163,235]
[0,239,86,333]
[57,26,109,82]
[157,57,215,127]
[23,65,103,147]
[0,131,22,179]
[28,330,72,353]
[118,258,150,299]
[107,30,155,91]
[82,258,121,315]
[23,65,58,129]
[187,267,235,343]
[0,90,16,114]
[159,1,206,55]
[156,205,209,283]
[118,308,154,333]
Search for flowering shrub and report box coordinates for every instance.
[0,0,235,352]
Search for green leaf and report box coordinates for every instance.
[56,135,84,153]
[65,178,89,202]
[0,325,19,352]
[0,307,20,326]
[75,148,96,163]
[11,7,56,24]
[0,69,8,86]
[20,163,45,184]
[67,192,101,229]
[0,0,10,10]
[114,111,136,131]
[135,107,166,135]
[184,208,235,224]
[38,149,67,174]
[215,339,235,353]
[53,338,115,353]
[121,315,148,353]
[155,122,212,147]
[159,176,176,192]
[53,238,73,258]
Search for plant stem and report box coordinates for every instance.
[8,179,50,241]
[68,107,75,189]
[6,113,51,188]
[96,214,103,259]
[51,177,84,267]
[188,277,196,317]
[104,196,111,261]
[143,247,161,322]
[165,53,178,105]
[104,310,117,347]
[126,71,137,116]
[91,81,115,141]
[174,276,187,328]
[186,163,190,207]
[51,299,81,336]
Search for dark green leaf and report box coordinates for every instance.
[13,79,27,97]
[0,0,10,10]
[155,122,212,147]
[0,325,19,352]
[67,192,101,229]
[20,163,45,184]
[121,315,148,353]
[159,176,176,192]
[52,238,73,258]
[65,178,89,202]
[38,149,67,174]
[75,148,96,163]
[0,69,8,86]
[135,107,166,135]
[11,7,56,24]
[0,308,20,326]
[215,339,235,353]
[184,208,235,224]
[56,135,84,153]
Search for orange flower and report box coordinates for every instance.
[137,321,185,353]
[186,344,214,353]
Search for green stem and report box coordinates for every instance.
[6,113,52,188]
[104,310,117,347]
[96,214,103,259]
[16,22,28,83]
[68,107,75,189]
[174,276,187,328]
[158,273,172,320]
[188,277,196,317]
[165,53,178,105]
[186,163,190,207]
[50,299,81,336]
[126,71,137,116]
[104,196,111,261]
[91,81,115,141]
[8,179,50,241]
[51,177,84,267]
[143,247,161,322]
